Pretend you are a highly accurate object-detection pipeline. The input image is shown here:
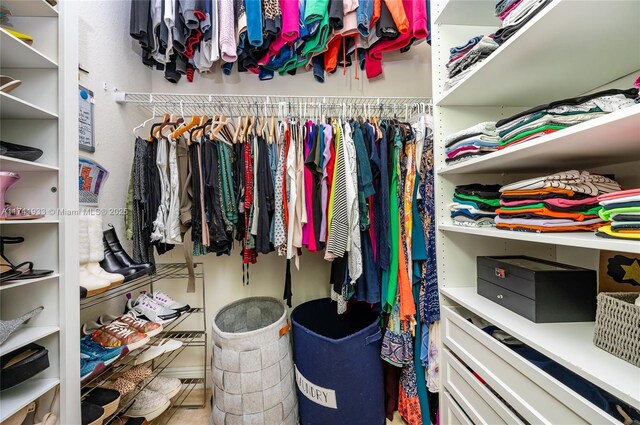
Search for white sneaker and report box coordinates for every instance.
[79,265,110,297]
[125,389,170,421]
[142,376,182,399]
[150,291,190,312]
[86,262,124,288]
[128,294,180,324]
[127,338,182,365]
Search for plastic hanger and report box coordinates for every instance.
[133,106,156,138]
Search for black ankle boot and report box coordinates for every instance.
[103,225,152,268]
[99,239,155,283]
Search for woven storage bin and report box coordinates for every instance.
[210,297,297,425]
[593,292,640,367]
[291,298,385,425]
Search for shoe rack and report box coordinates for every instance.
[0,1,79,423]
[80,263,208,423]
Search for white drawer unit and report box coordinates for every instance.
[442,349,524,425]
[442,392,474,425]
[442,306,618,425]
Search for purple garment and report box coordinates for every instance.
[500,197,599,208]
[320,124,333,242]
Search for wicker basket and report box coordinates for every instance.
[593,292,640,367]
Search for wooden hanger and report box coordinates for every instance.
[159,115,185,140]
[148,113,170,141]
[211,114,227,139]
[269,115,276,144]
[247,115,256,138]
[172,114,199,139]
[233,116,242,144]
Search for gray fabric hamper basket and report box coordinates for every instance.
[593,292,640,367]
[210,297,298,425]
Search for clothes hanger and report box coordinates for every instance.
[233,116,242,144]
[172,114,199,139]
[134,106,157,138]
[148,113,170,141]
[269,115,275,144]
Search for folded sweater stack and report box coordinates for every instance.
[496,88,639,150]
[596,189,640,241]
[444,122,500,164]
[495,170,621,233]
[445,36,499,90]
[493,0,551,45]
[450,184,502,227]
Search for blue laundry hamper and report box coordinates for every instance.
[291,298,385,425]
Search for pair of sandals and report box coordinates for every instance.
[2,385,58,425]
[0,236,53,283]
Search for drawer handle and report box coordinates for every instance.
[495,267,506,278]
[497,294,504,299]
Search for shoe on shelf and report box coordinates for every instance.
[82,387,121,418]
[120,365,152,385]
[1,343,49,390]
[126,293,180,324]
[0,305,43,345]
[0,140,43,162]
[103,224,155,274]
[109,377,136,397]
[149,291,190,313]
[80,354,105,385]
[141,376,182,399]
[114,417,148,425]
[81,402,106,425]
[98,312,163,337]
[79,265,110,297]
[99,237,155,283]
[86,216,124,288]
[0,75,21,94]
[81,286,88,299]
[124,389,170,421]
[127,338,182,365]
[91,323,150,351]
[0,236,54,282]
[80,335,127,365]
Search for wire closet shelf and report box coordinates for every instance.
[115,92,433,120]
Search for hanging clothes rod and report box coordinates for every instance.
[115,92,432,118]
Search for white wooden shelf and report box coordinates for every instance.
[435,0,640,106]
[0,0,58,17]
[438,224,640,254]
[438,104,640,175]
[0,29,58,68]
[441,286,640,408]
[0,273,59,291]
[0,218,59,225]
[0,93,58,119]
[0,156,59,172]
[434,0,499,26]
[0,378,59,422]
[0,326,58,356]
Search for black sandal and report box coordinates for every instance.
[0,236,53,283]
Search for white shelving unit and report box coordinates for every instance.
[432,0,640,422]
[0,1,78,423]
[435,1,640,106]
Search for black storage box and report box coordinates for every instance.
[477,256,596,323]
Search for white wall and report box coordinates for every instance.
[78,0,432,373]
